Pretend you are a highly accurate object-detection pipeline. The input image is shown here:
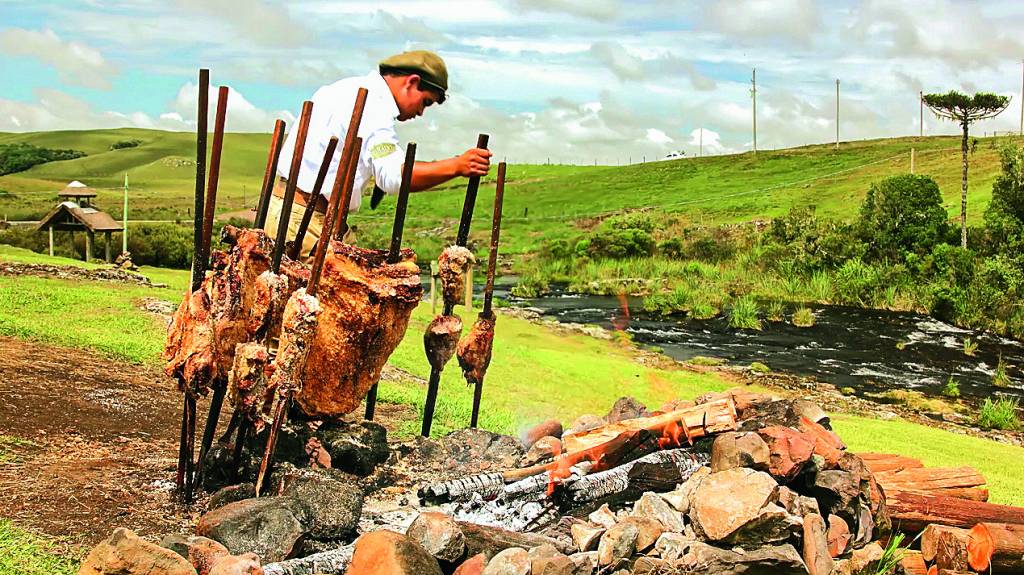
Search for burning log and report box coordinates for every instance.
[420,472,507,503]
[261,543,355,575]
[560,448,708,507]
[967,522,1024,573]
[886,491,1024,533]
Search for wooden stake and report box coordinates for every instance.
[255,120,286,230]
[272,101,313,274]
[201,85,230,265]
[290,136,338,260]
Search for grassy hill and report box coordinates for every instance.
[2,128,1022,257]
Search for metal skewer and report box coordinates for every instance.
[290,136,338,260]
[271,101,314,274]
[255,120,286,230]
[470,161,506,428]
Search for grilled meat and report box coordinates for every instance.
[456,311,495,385]
[438,245,476,306]
[262,288,320,419]
[228,342,270,428]
[425,314,463,371]
[296,242,422,418]
[163,288,215,393]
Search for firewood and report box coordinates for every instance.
[458,521,574,559]
[261,543,355,575]
[502,428,660,483]
[934,529,970,572]
[419,473,506,503]
[967,522,1024,572]
[561,398,737,453]
[560,449,708,507]
[898,550,928,575]
[858,452,925,473]
[875,466,986,497]
[921,525,968,563]
[886,491,1024,533]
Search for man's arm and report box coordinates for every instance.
[409,147,492,192]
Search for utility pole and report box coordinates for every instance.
[122,172,128,254]
[1020,59,1023,136]
[751,68,758,154]
[699,127,703,157]
[835,79,840,149]
[919,91,924,138]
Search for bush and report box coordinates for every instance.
[657,237,684,259]
[976,397,1021,431]
[728,295,762,330]
[0,143,86,175]
[601,212,655,233]
[834,259,881,305]
[942,376,961,398]
[858,174,951,260]
[984,145,1024,259]
[109,139,142,150]
[583,228,655,259]
[792,307,816,327]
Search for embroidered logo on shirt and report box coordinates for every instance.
[370,142,397,159]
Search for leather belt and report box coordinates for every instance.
[273,177,329,214]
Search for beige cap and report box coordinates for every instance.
[379,50,448,103]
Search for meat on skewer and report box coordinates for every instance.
[227,342,270,431]
[425,314,463,370]
[456,311,495,385]
[164,288,216,391]
[438,245,476,306]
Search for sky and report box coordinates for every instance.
[2,0,1024,164]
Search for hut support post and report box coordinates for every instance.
[105,231,112,262]
[85,231,93,262]
[48,225,54,257]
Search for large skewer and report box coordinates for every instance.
[176,67,209,501]
[272,101,314,274]
[189,86,231,496]
[254,90,368,495]
[289,136,338,261]
[421,134,490,437]
[254,120,286,230]
[469,161,506,428]
[364,142,417,421]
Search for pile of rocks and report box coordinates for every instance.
[77,390,904,575]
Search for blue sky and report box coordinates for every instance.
[2,0,1024,163]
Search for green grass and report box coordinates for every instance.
[833,414,1024,506]
[728,295,762,330]
[0,435,33,464]
[977,398,1021,431]
[792,307,816,327]
[0,520,78,575]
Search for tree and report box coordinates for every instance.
[984,145,1024,262]
[923,91,1009,248]
[858,174,950,259]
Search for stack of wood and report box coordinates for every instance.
[861,453,1024,574]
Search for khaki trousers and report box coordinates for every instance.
[264,180,354,263]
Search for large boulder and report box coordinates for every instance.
[711,432,770,472]
[160,534,229,575]
[279,468,363,541]
[605,397,649,423]
[802,513,834,575]
[723,503,802,546]
[756,426,815,482]
[207,553,262,575]
[196,496,312,563]
[597,522,638,568]
[481,547,530,575]
[347,530,443,575]
[318,420,389,476]
[632,492,684,533]
[689,467,778,542]
[406,512,466,563]
[79,528,196,575]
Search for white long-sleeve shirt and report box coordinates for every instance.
[276,71,405,212]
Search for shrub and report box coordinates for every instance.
[858,174,951,259]
[511,273,550,298]
[766,300,786,322]
[728,295,762,330]
[963,337,978,356]
[584,228,655,259]
[689,298,719,320]
[984,145,1024,258]
[834,259,881,305]
[976,397,1021,431]
[942,376,961,398]
[792,307,816,327]
[993,355,1011,388]
[109,139,142,150]
[657,237,684,259]
[749,361,770,374]
[601,212,655,233]
[0,143,86,175]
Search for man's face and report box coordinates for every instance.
[396,75,441,121]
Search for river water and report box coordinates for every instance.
[487,286,1024,402]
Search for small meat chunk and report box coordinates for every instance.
[456,312,495,385]
[424,314,463,370]
[438,245,476,306]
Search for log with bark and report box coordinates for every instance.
[858,452,926,474]
[935,528,971,572]
[967,522,1024,573]
[887,491,1024,533]
[921,525,968,563]
[875,466,988,502]
[899,550,928,575]
[458,521,574,558]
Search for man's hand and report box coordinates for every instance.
[456,147,492,177]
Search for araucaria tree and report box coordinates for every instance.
[923,91,1009,248]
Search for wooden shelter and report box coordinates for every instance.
[37,182,123,262]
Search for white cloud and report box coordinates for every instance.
[173,0,312,47]
[169,83,297,132]
[687,128,734,155]
[0,28,117,90]
[705,0,820,45]
[510,0,620,22]
[646,128,673,144]
[590,41,645,81]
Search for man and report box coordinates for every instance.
[265,50,492,259]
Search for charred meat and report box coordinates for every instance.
[438,245,476,306]
[425,314,463,371]
[228,342,270,429]
[262,288,320,419]
[456,311,495,385]
[163,288,215,393]
[296,242,422,418]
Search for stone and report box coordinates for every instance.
[605,396,649,423]
[596,522,638,567]
[527,543,561,567]
[810,471,860,521]
[570,523,604,552]
[524,436,562,465]
[453,553,487,575]
[196,496,312,563]
[661,490,690,514]
[683,542,808,575]
[587,504,617,529]
[632,492,684,533]
[481,547,530,575]
[318,420,389,476]
[826,514,851,558]
[159,535,230,575]
[802,513,834,575]
[796,417,845,468]
[279,469,363,540]
[832,558,853,575]
[79,528,196,575]
[568,552,597,574]
[791,399,831,427]
[689,467,778,542]
[347,530,443,575]
[849,542,883,574]
[406,512,466,562]
[522,419,563,448]
[617,517,664,551]
[670,465,711,513]
[756,425,816,482]
[630,556,666,574]
[723,503,802,546]
[711,432,770,472]
[536,554,581,575]
[565,414,604,437]
[208,484,257,511]
[442,429,525,471]
[654,532,695,562]
[208,553,262,575]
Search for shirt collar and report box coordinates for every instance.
[367,71,400,120]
